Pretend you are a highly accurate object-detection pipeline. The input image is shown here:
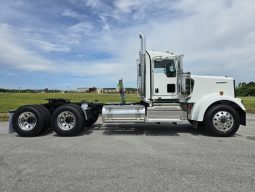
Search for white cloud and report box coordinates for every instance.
[61,9,81,18]
[31,39,71,52]
[172,0,255,81]
[114,0,139,13]
[0,23,129,80]
[68,22,94,35]
[0,24,56,72]
[66,62,124,77]
[99,15,110,31]
[85,0,102,9]
[101,0,255,83]
[1,0,255,87]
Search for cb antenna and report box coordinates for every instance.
[180,18,184,55]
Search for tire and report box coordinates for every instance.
[204,104,240,137]
[32,105,49,133]
[51,104,85,136]
[37,105,51,128]
[85,115,99,127]
[12,105,45,137]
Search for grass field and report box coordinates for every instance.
[0,93,140,113]
[0,93,254,121]
[240,96,255,113]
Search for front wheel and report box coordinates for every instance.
[204,104,240,137]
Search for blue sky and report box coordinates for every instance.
[0,0,254,90]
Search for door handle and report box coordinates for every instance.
[155,88,159,93]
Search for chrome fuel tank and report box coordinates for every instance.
[102,105,145,123]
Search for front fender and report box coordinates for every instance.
[190,94,246,121]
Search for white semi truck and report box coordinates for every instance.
[10,33,246,137]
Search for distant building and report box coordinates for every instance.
[89,87,97,93]
[76,87,136,94]
[77,88,90,93]
[97,88,103,94]
[103,88,117,93]
[126,88,137,94]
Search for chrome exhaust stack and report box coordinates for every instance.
[139,32,146,54]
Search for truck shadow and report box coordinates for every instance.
[91,123,210,137]
[32,123,210,137]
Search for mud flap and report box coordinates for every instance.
[192,121,199,129]
[8,110,15,134]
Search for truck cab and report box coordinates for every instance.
[138,33,190,102]
[135,32,246,135]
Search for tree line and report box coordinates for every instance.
[235,82,255,96]
[0,88,62,93]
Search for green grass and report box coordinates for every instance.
[0,93,254,121]
[0,92,140,113]
[239,96,255,113]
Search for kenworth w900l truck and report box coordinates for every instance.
[10,33,246,137]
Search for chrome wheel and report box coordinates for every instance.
[18,112,37,131]
[213,111,234,131]
[57,111,76,131]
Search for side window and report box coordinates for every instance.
[154,61,165,73]
[154,59,176,77]
[165,60,176,77]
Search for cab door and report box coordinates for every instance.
[152,59,178,100]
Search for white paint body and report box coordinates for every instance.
[188,75,245,121]
[141,51,182,101]
[138,47,245,123]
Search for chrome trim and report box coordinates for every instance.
[213,111,234,131]
[18,112,37,131]
[102,105,145,123]
[57,111,76,131]
[81,103,89,120]
[139,32,146,54]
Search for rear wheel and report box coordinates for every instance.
[204,104,240,137]
[51,104,85,136]
[12,105,45,137]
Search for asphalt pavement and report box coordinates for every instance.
[0,114,255,192]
